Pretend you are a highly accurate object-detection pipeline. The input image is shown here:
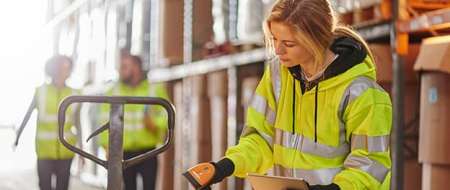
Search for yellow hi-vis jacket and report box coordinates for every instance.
[225,56,392,189]
[99,81,169,151]
[35,83,79,159]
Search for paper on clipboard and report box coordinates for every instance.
[247,173,309,190]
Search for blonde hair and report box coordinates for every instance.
[263,0,373,69]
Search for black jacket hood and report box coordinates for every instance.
[288,36,367,92]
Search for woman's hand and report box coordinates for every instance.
[184,158,235,189]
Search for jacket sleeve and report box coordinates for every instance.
[333,80,392,190]
[14,91,38,146]
[147,83,170,144]
[225,65,278,178]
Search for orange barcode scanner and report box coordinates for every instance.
[183,162,216,190]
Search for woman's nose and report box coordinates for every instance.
[275,43,286,55]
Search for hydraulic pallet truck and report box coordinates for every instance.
[58,96,175,190]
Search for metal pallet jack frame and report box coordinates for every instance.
[57,96,175,190]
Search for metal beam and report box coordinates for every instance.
[390,0,405,189]
[226,66,238,190]
[44,0,90,32]
[182,2,194,190]
[147,48,265,82]
[356,22,391,41]
[107,104,124,190]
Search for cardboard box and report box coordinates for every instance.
[209,96,228,190]
[336,0,391,25]
[370,43,421,83]
[208,71,228,97]
[173,82,189,190]
[422,164,450,190]
[156,83,175,190]
[157,146,174,190]
[404,159,422,190]
[192,97,212,162]
[414,35,450,74]
[379,83,420,129]
[415,36,450,164]
[418,72,450,164]
[208,71,228,190]
[191,76,212,163]
[161,0,184,65]
[192,0,213,61]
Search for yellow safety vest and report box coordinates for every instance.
[99,81,169,151]
[35,84,79,159]
[225,56,392,190]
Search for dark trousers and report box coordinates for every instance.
[123,148,158,190]
[37,159,73,190]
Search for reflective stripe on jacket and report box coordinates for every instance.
[36,84,79,159]
[225,55,392,190]
[99,81,169,151]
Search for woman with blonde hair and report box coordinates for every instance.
[188,0,392,189]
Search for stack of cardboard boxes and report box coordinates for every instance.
[415,35,450,190]
[335,0,392,25]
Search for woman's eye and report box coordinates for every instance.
[284,43,296,47]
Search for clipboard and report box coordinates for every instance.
[247,173,309,190]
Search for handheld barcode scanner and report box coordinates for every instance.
[183,162,216,189]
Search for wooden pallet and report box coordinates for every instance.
[398,7,450,33]
[408,0,450,11]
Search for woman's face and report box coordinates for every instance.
[270,22,313,68]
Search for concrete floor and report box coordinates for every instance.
[0,169,103,190]
[0,128,103,190]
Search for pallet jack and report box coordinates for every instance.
[58,96,175,190]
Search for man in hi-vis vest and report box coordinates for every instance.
[14,55,81,190]
[98,53,168,190]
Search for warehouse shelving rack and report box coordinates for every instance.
[45,0,450,190]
